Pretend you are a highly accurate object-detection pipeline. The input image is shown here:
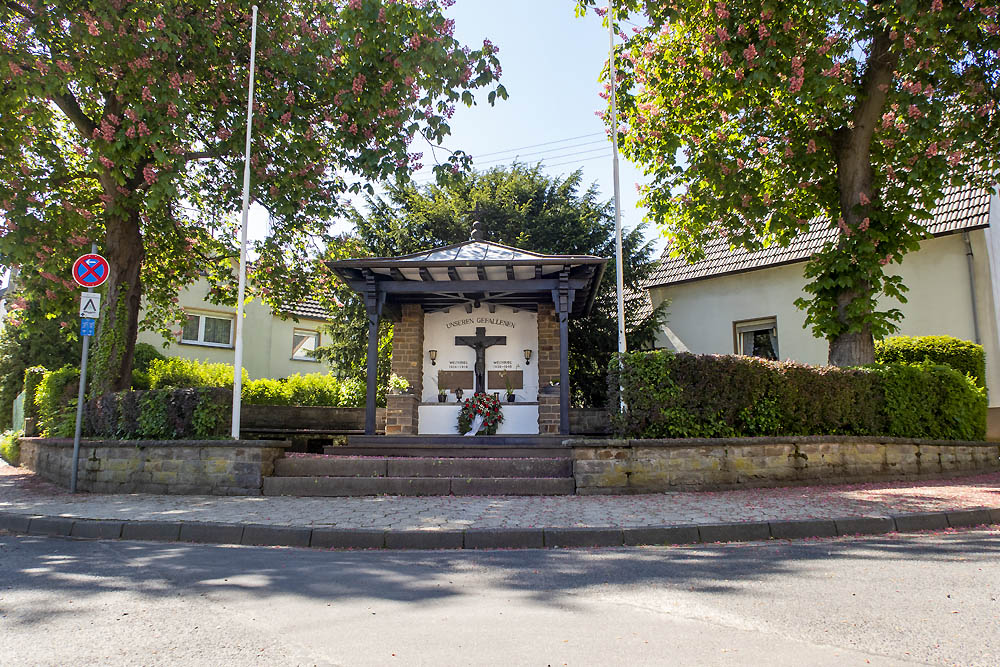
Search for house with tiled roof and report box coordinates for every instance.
[137,277,335,380]
[644,182,1000,406]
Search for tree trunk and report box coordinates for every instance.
[92,210,145,395]
[828,288,875,366]
[825,31,895,368]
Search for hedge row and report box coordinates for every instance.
[85,388,231,440]
[609,351,987,441]
[875,335,985,387]
[148,357,363,407]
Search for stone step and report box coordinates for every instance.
[261,476,575,497]
[325,445,571,458]
[273,456,572,479]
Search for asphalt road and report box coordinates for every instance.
[1,529,998,666]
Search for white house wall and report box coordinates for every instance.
[650,231,1000,406]
[136,277,331,380]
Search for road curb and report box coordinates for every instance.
[0,507,997,550]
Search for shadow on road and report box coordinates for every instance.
[1,526,997,625]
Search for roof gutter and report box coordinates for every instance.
[963,231,981,344]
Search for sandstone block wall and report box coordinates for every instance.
[537,303,561,434]
[570,437,1000,494]
[19,438,290,495]
[387,304,425,434]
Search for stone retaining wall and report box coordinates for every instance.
[241,405,386,432]
[570,436,1000,494]
[19,438,290,496]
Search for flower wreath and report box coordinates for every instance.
[458,392,504,435]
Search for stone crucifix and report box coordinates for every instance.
[455,327,507,395]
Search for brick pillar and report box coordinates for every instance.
[537,303,561,434]
[386,304,425,435]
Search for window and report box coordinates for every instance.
[734,317,779,360]
[181,313,233,347]
[292,329,320,361]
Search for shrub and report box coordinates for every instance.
[148,357,245,389]
[131,343,167,390]
[283,373,342,406]
[339,376,365,407]
[0,430,20,465]
[22,366,46,428]
[34,366,80,438]
[242,377,292,405]
[85,388,232,439]
[610,351,985,441]
[875,336,985,388]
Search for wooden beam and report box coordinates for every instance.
[448,266,461,281]
[477,265,487,281]
[390,268,406,281]
[419,267,433,281]
[506,265,515,281]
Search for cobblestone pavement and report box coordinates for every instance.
[2,460,999,531]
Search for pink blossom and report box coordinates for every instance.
[859,217,870,232]
[143,164,158,184]
[743,44,757,65]
[859,192,870,205]
[99,156,114,169]
[702,66,712,80]
[142,87,153,102]
[807,139,817,154]
[167,103,178,118]
[8,62,23,76]
[55,60,72,74]
[926,142,939,157]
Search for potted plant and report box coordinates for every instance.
[435,375,448,403]
[502,372,515,403]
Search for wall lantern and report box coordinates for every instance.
[523,349,532,365]
[429,349,437,366]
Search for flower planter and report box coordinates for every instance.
[438,394,447,403]
[506,394,515,403]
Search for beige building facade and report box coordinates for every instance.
[137,278,332,380]
[646,186,1000,407]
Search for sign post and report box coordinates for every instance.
[69,248,108,493]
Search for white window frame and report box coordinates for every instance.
[291,328,321,362]
[180,311,234,348]
[733,316,779,359]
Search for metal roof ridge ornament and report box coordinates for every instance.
[469,203,485,241]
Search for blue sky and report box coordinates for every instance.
[246,0,662,254]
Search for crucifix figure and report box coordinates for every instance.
[455,327,506,395]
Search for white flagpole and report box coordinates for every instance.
[608,3,627,360]
[231,5,258,439]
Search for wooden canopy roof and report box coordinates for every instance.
[328,234,607,318]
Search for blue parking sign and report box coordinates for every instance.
[80,318,96,336]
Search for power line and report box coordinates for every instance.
[543,153,612,169]
[470,131,604,159]
[472,139,608,166]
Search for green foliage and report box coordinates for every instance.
[33,366,80,438]
[22,366,47,428]
[147,357,244,389]
[191,397,230,439]
[130,342,167,390]
[388,373,410,393]
[325,164,667,406]
[86,388,231,440]
[136,392,171,439]
[875,336,985,388]
[581,1,1000,363]
[0,429,21,465]
[242,373,357,407]
[1,1,504,395]
[611,351,984,441]
[868,362,987,441]
[0,301,81,431]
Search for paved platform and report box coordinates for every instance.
[2,460,998,549]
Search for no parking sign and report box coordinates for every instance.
[72,253,109,288]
